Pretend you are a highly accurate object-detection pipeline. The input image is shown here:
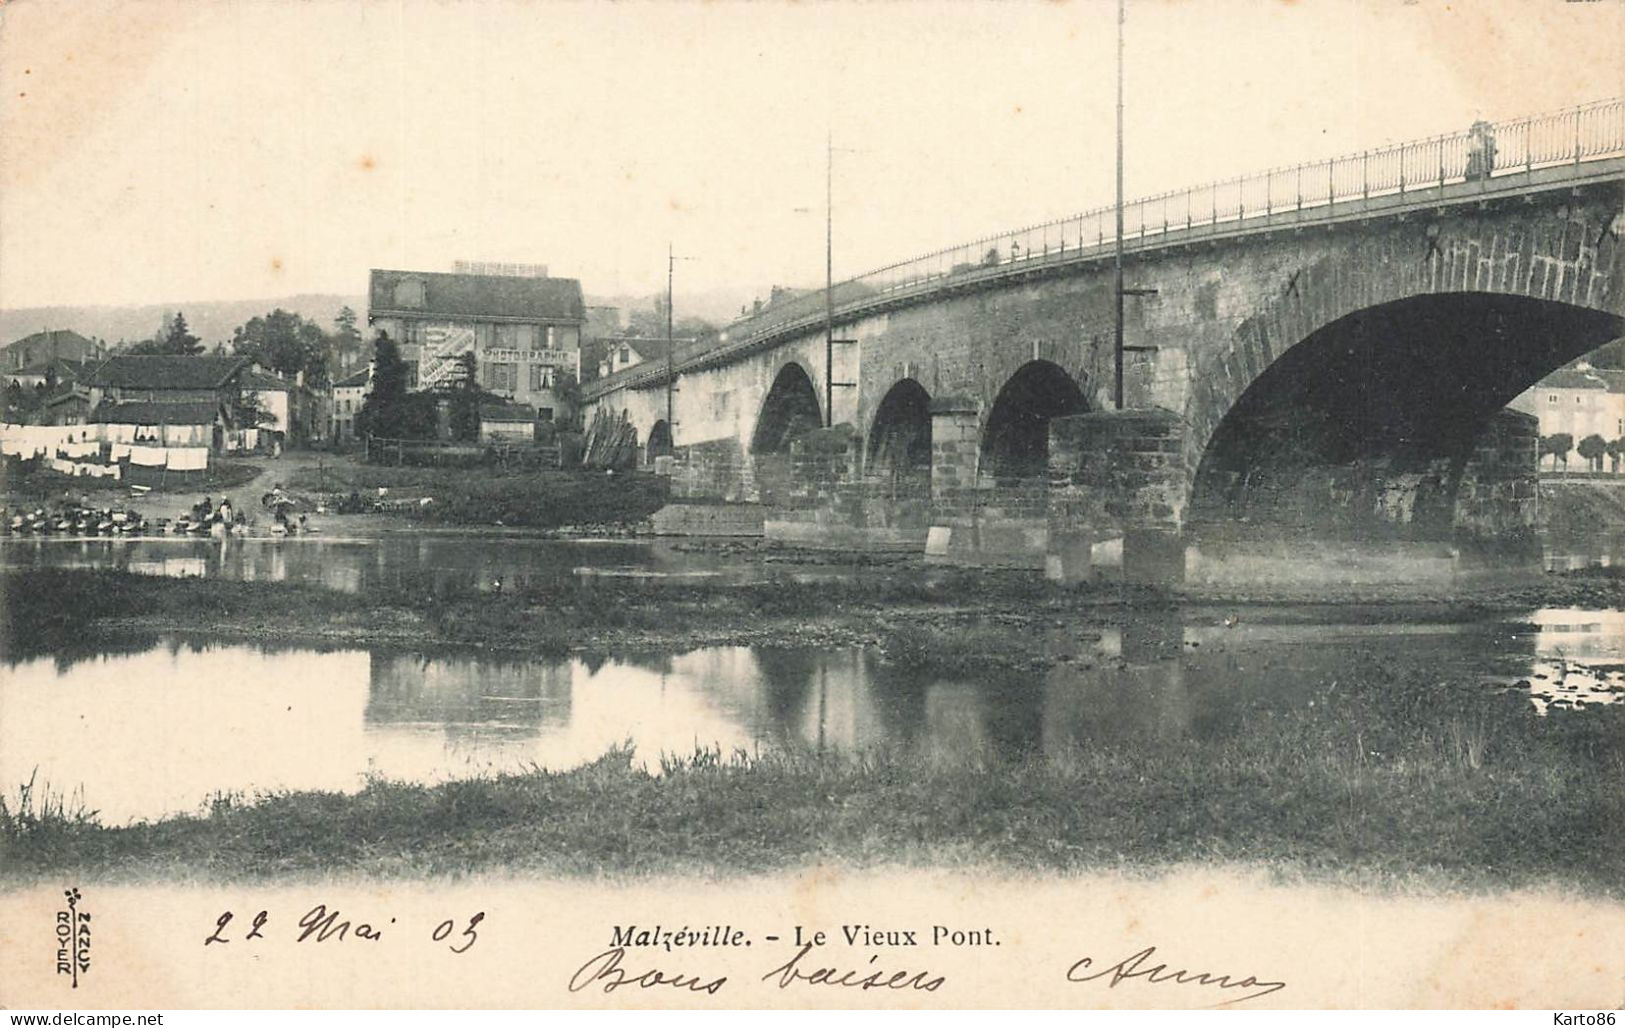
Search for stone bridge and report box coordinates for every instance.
[584,100,1625,581]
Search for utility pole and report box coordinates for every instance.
[667,242,675,433]
[824,131,835,428]
[1114,0,1125,411]
[663,245,697,450]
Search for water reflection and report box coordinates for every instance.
[0,535,774,594]
[1,608,1618,824]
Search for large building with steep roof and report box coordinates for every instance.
[2,329,105,371]
[1509,359,1625,472]
[366,266,584,420]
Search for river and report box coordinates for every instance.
[2,606,1619,824]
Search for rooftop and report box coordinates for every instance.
[369,268,585,323]
[91,399,222,426]
[7,357,97,382]
[88,355,248,391]
[1539,363,1625,392]
[241,369,297,392]
[3,328,97,354]
[478,399,537,422]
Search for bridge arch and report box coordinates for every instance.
[866,378,932,474]
[1184,206,1625,479]
[981,360,1089,479]
[1188,291,1624,535]
[751,361,823,454]
[646,419,673,463]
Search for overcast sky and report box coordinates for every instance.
[1,0,1620,312]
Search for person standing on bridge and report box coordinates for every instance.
[1466,120,1497,181]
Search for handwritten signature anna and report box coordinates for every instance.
[1067,945,1286,1006]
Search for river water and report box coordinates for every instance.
[1,531,1619,592]
[0,534,788,592]
[3,607,1620,824]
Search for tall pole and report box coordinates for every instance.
[824,131,835,428]
[666,242,675,433]
[1113,0,1125,411]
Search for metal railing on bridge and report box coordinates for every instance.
[587,97,1625,398]
[852,98,1625,297]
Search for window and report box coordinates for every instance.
[530,364,555,391]
[546,326,556,349]
[619,345,630,365]
[393,278,426,308]
[402,321,422,346]
[486,362,516,392]
[495,323,518,349]
[538,408,554,422]
[1548,394,1558,405]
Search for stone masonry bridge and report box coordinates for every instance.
[583,100,1625,581]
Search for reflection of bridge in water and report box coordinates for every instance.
[585,100,1625,583]
[11,611,1616,823]
[355,610,1572,768]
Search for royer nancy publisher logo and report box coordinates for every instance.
[56,887,91,987]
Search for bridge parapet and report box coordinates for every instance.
[584,98,1624,404]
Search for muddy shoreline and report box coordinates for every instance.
[3,554,1622,666]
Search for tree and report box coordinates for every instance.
[551,370,583,432]
[128,310,204,355]
[355,332,435,443]
[1577,433,1608,473]
[231,309,331,388]
[1541,432,1574,472]
[1606,436,1625,475]
[445,352,482,442]
[330,306,365,376]
[232,389,273,429]
[356,333,405,439]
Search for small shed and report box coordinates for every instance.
[478,400,537,444]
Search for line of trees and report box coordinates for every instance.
[1541,432,1625,474]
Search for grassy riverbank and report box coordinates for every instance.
[286,460,669,529]
[5,686,1621,890]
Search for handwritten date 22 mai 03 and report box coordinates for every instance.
[205,905,484,954]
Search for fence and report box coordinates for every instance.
[364,435,562,469]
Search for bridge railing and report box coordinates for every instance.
[586,98,1623,400]
[848,98,1625,298]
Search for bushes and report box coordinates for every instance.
[410,470,668,528]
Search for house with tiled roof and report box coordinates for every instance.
[5,357,98,392]
[329,365,371,445]
[593,335,693,379]
[366,267,585,422]
[240,367,323,446]
[85,355,250,451]
[1508,359,1625,472]
[2,329,104,371]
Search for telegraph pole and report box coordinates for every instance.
[1114,0,1125,410]
[824,131,835,428]
[667,242,675,432]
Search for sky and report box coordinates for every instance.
[0,0,1621,312]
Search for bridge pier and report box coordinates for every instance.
[1045,409,1188,585]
